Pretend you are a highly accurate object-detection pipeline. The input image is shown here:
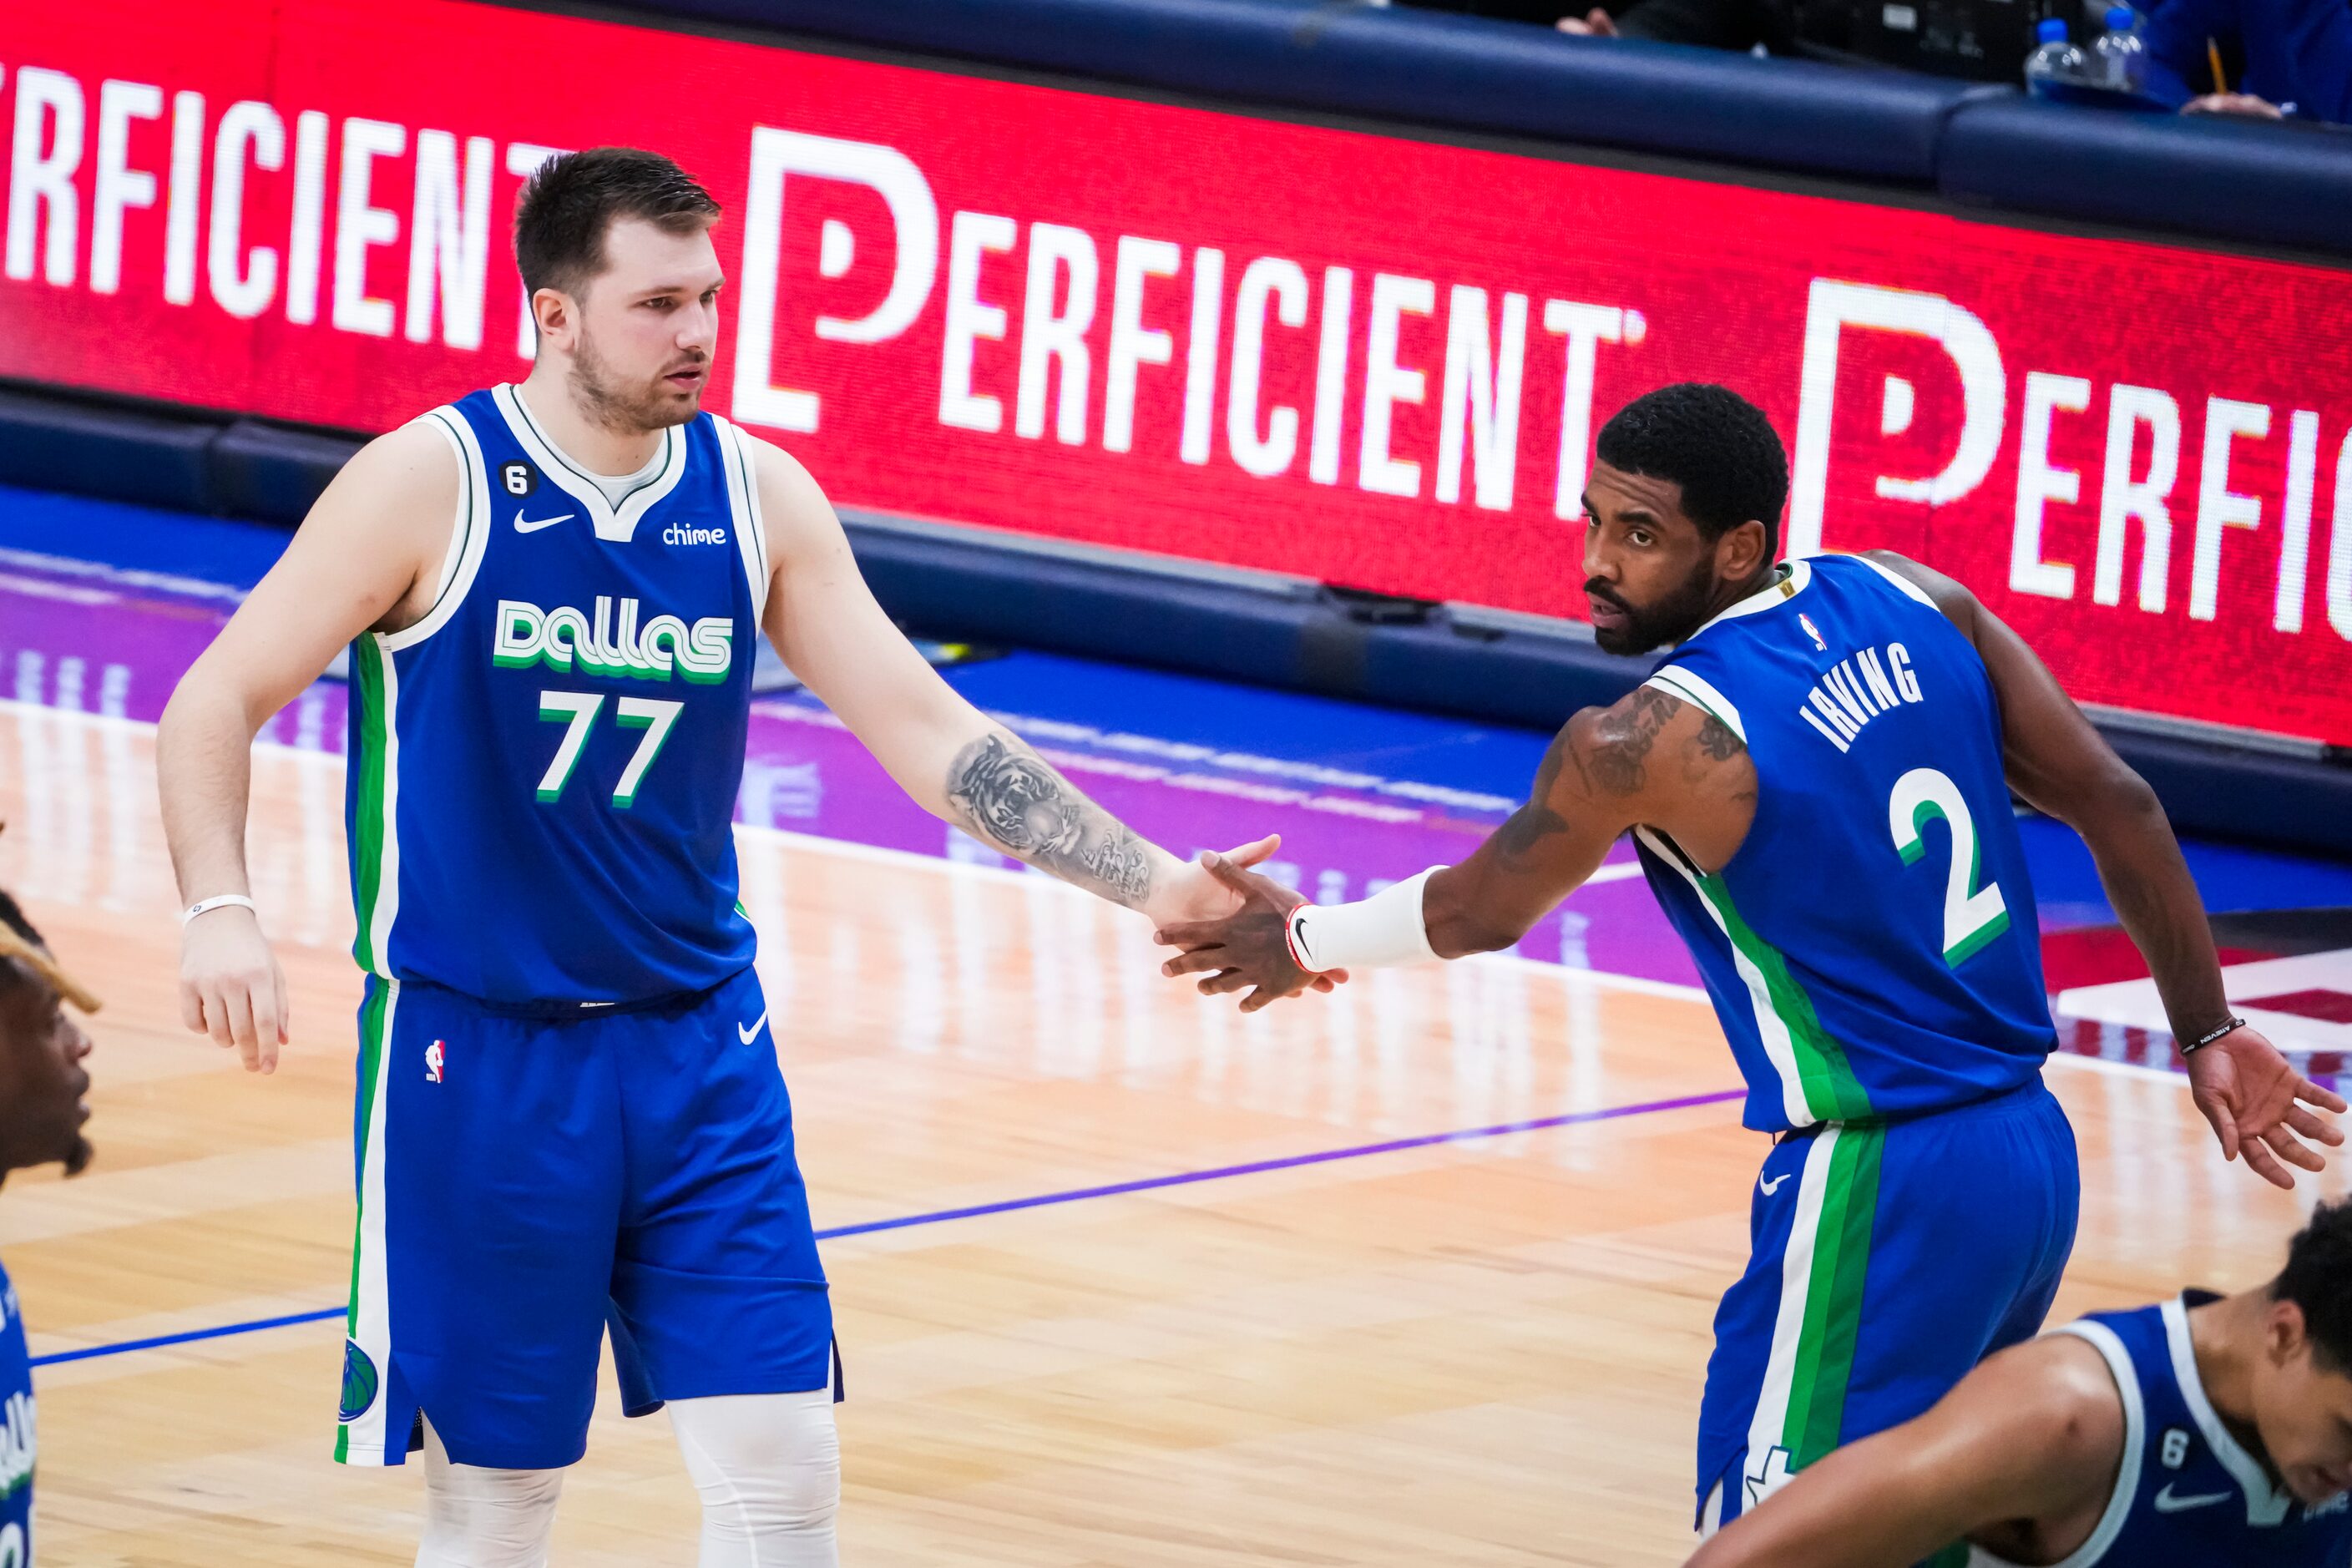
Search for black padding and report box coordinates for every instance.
[211,420,362,524]
[0,387,218,512]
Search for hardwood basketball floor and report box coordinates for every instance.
[0,699,2335,1565]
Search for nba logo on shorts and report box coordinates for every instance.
[425,1039,445,1084]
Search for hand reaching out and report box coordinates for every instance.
[2187,1024,2346,1189]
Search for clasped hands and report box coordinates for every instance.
[1153,846,1341,1014]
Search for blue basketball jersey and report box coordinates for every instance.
[1633,554,2055,1132]
[342,384,764,1006]
[0,1263,31,1562]
[1970,1295,2352,1567]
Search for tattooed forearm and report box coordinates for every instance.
[945,731,1157,907]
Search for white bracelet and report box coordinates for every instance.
[180,893,258,926]
[1284,867,1444,974]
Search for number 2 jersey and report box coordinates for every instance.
[1632,554,2056,1133]
[343,385,763,1007]
[1970,1294,2352,1567]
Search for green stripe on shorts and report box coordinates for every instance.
[334,980,392,1464]
[1783,1121,1886,1466]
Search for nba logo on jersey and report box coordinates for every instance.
[1798,612,1828,651]
[426,1040,445,1084]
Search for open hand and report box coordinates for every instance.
[1154,852,1344,1012]
[2187,1024,2346,1189]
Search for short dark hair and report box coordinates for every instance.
[2278,1198,2352,1373]
[514,148,721,301]
[1595,383,1789,558]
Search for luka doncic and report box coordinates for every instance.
[160,147,1289,1566]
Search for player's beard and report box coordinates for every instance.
[1586,566,1721,656]
[569,323,701,435]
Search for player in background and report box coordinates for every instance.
[1155,383,2344,1535]
[154,149,1309,1568]
[1685,1199,2352,1568]
[0,846,102,1566]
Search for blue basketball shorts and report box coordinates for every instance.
[333,965,833,1470]
[0,1262,32,1560]
[1698,1075,2078,1531]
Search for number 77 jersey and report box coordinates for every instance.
[1632,554,2056,1133]
[343,386,765,1008]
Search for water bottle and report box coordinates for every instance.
[2090,4,2147,91]
[2025,18,2086,96]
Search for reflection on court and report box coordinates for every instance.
[0,699,2339,1565]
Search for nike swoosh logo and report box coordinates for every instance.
[1759,1174,1792,1196]
[2153,1485,2233,1513]
[737,1010,768,1045]
[513,508,574,534]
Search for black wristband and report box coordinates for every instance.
[2183,1016,2247,1055]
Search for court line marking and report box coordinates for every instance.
[28,1085,1745,1370]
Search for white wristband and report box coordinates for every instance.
[180,893,258,926]
[1284,867,1444,974]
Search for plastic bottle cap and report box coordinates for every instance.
[2104,5,2134,26]
[2036,17,2069,39]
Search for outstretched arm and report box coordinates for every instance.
[1687,1334,2122,1568]
[1156,682,1755,1009]
[1423,685,1752,956]
[1869,551,2345,1188]
[745,434,1282,930]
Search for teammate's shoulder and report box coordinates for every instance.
[329,417,462,502]
[1964,1330,2132,1464]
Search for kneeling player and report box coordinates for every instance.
[1687,1199,2352,1567]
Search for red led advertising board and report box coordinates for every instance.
[3,0,2350,741]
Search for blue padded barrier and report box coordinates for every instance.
[1940,98,2352,255]
[0,387,217,513]
[211,420,370,526]
[2102,728,2352,858]
[669,0,1985,184]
